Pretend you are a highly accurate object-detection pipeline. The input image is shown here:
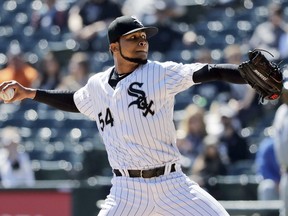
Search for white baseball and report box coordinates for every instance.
[0,88,15,101]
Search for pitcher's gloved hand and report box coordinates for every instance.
[238,49,283,102]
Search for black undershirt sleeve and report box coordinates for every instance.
[33,89,80,113]
[192,64,247,84]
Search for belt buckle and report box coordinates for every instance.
[140,169,144,178]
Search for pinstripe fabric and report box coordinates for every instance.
[98,171,229,216]
[74,60,229,215]
[74,61,206,170]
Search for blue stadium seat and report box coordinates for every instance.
[28,149,45,160]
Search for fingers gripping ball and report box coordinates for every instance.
[0,88,15,101]
[238,49,283,102]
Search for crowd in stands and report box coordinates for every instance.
[1,0,288,205]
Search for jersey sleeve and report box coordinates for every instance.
[73,83,96,120]
[163,61,207,96]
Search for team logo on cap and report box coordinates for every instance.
[131,16,144,27]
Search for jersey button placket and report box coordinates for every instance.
[114,89,124,122]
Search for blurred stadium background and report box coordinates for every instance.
[0,0,287,215]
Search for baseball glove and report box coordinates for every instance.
[238,49,283,102]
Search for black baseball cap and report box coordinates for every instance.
[108,16,158,44]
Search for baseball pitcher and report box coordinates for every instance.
[0,16,282,215]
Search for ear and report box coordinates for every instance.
[110,43,119,53]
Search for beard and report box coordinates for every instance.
[119,45,148,64]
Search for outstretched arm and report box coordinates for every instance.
[193,64,247,84]
[34,90,79,112]
[0,80,79,112]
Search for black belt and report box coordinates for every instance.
[113,164,176,178]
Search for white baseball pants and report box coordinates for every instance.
[98,170,229,216]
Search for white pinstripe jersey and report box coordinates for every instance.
[74,60,206,170]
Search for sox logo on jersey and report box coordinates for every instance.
[73,14,231,214]
[74,61,230,215]
[127,82,155,117]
